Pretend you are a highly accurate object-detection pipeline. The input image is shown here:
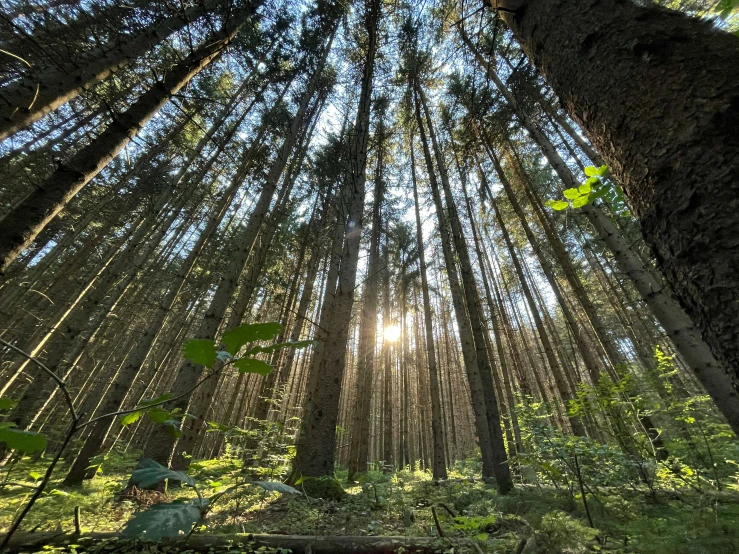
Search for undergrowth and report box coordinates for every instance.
[2,451,739,553]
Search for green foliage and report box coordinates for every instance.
[0,396,17,411]
[221,322,282,355]
[182,323,313,383]
[545,165,631,217]
[121,457,298,539]
[234,357,273,375]
[130,458,195,488]
[0,422,46,454]
[119,394,192,439]
[3,451,739,552]
[534,511,599,553]
[182,339,218,367]
[122,500,204,540]
[715,0,739,19]
[452,514,497,532]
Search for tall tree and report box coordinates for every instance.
[492,0,739,398]
[291,0,381,479]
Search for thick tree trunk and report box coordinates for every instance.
[462,26,739,435]
[291,0,379,478]
[496,0,739,409]
[347,112,386,480]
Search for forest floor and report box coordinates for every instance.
[2,453,739,553]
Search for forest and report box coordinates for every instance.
[0,0,738,552]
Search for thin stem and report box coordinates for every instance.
[0,338,77,422]
[77,366,226,430]
[0,422,77,551]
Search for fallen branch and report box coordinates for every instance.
[1,531,442,554]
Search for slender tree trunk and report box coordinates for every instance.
[142,47,332,468]
[382,242,393,469]
[0,11,255,273]
[0,0,244,140]
[413,93,498,482]
[416,85,511,490]
[291,0,380,478]
[410,139,447,481]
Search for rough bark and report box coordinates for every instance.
[291,0,379,478]
[462,26,739,435]
[496,0,739,412]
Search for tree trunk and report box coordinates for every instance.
[462,27,739,435]
[0,11,254,273]
[410,137,448,481]
[0,0,241,140]
[291,0,380,478]
[495,0,739,413]
[417,84,511,490]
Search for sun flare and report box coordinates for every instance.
[383,324,400,343]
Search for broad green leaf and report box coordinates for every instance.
[0,424,46,454]
[120,411,143,426]
[122,502,202,540]
[183,339,217,367]
[475,533,489,541]
[247,340,315,355]
[146,408,171,424]
[563,188,581,199]
[163,420,183,439]
[138,393,173,408]
[250,481,299,494]
[715,0,739,19]
[578,181,592,195]
[130,458,194,488]
[549,200,569,211]
[572,196,590,209]
[0,397,17,411]
[234,357,273,376]
[28,471,41,481]
[596,165,609,177]
[222,322,283,354]
[584,165,598,177]
[588,189,609,202]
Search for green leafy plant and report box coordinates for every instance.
[545,165,631,217]
[715,0,739,19]
[181,322,313,376]
[122,458,299,539]
[0,323,312,549]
